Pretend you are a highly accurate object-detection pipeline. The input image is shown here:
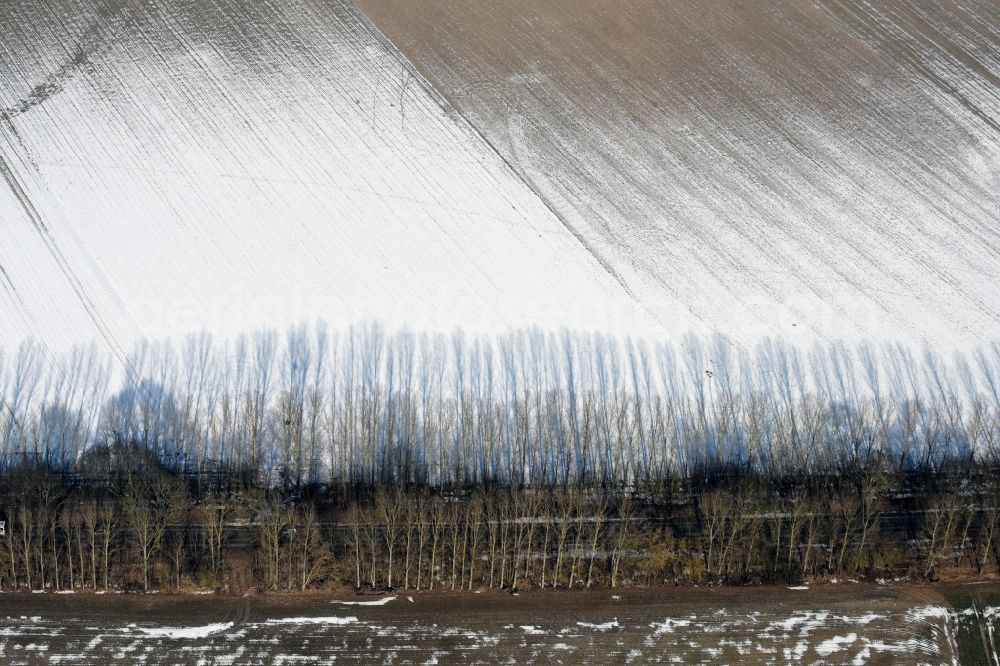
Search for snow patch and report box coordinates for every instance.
[646,618,692,645]
[132,622,234,639]
[265,616,358,626]
[905,605,951,622]
[333,596,395,606]
[816,633,857,656]
[577,619,619,631]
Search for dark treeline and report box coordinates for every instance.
[0,323,999,592]
[2,459,1000,592]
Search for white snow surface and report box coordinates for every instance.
[0,0,657,363]
[0,0,997,387]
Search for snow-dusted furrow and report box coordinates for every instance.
[357,0,1000,352]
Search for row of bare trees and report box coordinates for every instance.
[3,457,1000,592]
[0,323,998,590]
[338,475,1000,589]
[343,487,636,591]
[0,464,234,592]
[2,324,999,488]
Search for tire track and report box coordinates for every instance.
[0,0,136,374]
[1,0,132,120]
[350,0,647,312]
[0,139,131,372]
[0,256,71,434]
[0,261,30,327]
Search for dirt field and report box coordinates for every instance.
[1,583,997,664]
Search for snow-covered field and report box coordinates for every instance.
[0,0,657,365]
[1,0,997,390]
[0,587,991,664]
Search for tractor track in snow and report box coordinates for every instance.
[0,143,130,372]
[354,2,646,310]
